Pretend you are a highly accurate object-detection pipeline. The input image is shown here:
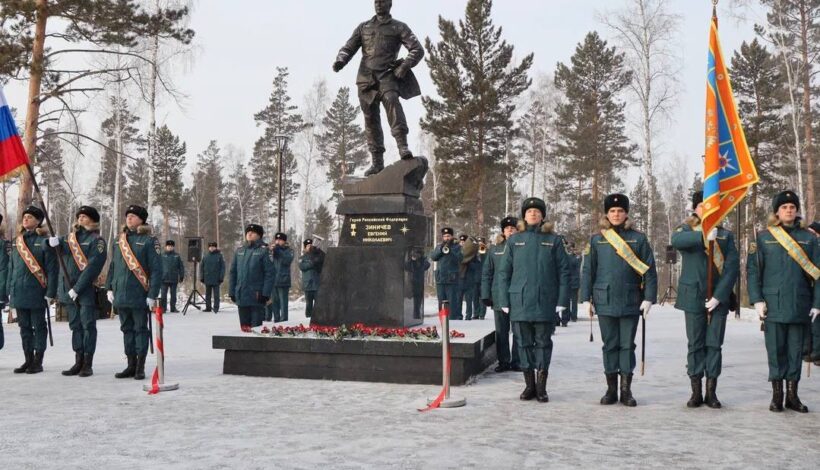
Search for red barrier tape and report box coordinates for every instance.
[147,306,164,395]
[418,306,451,412]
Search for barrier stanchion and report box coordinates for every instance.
[145,305,179,394]
[419,301,465,411]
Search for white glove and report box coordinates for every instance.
[582,301,595,317]
[707,228,718,242]
[810,308,820,322]
[44,296,54,304]
[640,300,652,317]
[48,236,60,247]
[705,297,720,312]
[754,302,767,319]
[68,289,78,301]
[146,298,157,308]
[107,290,114,303]
[556,306,566,313]
[501,307,509,314]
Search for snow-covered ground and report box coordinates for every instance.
[1,299,818,469]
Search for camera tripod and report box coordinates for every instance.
[659,261,677,305]
[182,260,208,315]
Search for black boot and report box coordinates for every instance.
[600,373,618,405]
[619,373,637,407]
[536,369,549,403]
[26,351,44,374]
[520,370,536,401]
[494,362,510,373]
[14,351,33,374]
[78,353,94,377]
[134,354,147,380]
[687,375,704,408]
[785,380,808,413]
[115,355,137,379]
[364,153,384,176]
[398,142,413,160]
[705,377,722,409]
[62,352,84,376]
[769,380,784,412]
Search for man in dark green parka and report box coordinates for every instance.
[200,241,225,312]
[581,194,658,407]
[299,238,325,318]
[480,216,520,373]
[106,205,163,381]
[562,242,581,326]
[430,227,463,320]
[10,206,59,374]
[748,191,819,413]
[808,221,820,366]
[48,205,107,377]
[671,191,739,408]
[230,224,274,331]
[270,232,294,323]
[498,198,570,403]
[160,240,185,312]
[0,213,9,353]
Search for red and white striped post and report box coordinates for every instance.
[145,305,179,394]
[420,301,465,411]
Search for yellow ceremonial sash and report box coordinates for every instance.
[67,231,88,271]
[15,235,47,288]
[118,232,150,291]
[601,229,649,276]
[768,226,820,280]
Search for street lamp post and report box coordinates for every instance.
[273,134,290,233]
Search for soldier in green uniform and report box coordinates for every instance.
[10,206,59,374]
[0,213,8,352]
[160,240,185,312]
[562,241,581,326]
[299,238,325,318]
[200,241,225,312]
[670,191,739,408]
[480,216,520,373]
[498,198,570,402]
[106,205,163,381]
[474,237,488,319]
[581,194,658,407]
[270,232,294,323]
[48,206,107,377]
[230,224,274,331]
[808,221,820,366]
[458,234,481,320]
[430,227,463,320]
[747,191,820,413]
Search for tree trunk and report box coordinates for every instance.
[147,14,159,218]
[214,184,220,246]
[162,206,170,242]
[799,0,815,220]
[18,0,48,219]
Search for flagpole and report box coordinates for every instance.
[706,0,718,326]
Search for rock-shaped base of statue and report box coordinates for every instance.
[312,157,431,327]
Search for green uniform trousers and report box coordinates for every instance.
[66,303,98,354]
[765,321,806,381]
[239,306,264,327]
[598,315,640,374]
[494,309,519,367]
[438,283,461,320]
[118,307,150,356]
[271,287,289,322]
[684,310,727,378]
[512,321,555,370]
[305,291,317,318]
[17,308,48,353]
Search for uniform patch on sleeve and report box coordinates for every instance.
[154,240,161,255]
[97,239,105,253]
[749,242,757,254]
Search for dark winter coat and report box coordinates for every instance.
[55,224,107,306]
[105,224,163,308]
[162,250,185,284]
[200,250,225,286]
[9,227,59,309]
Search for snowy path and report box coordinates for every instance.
[1,300,818,469]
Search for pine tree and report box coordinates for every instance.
[554,31,638,229]
[421,0,533,232]
[317,87,368,202]
[124,159,149,208]
[252,67,304,231]
[311,204,334,242]
[35,129,71,233]
[152,125,186,240]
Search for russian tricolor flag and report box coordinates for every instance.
[0,85,30,179]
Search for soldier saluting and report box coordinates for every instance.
[106,205,163,381]
[332,0,424,176]
[671,191,739,408]
[747,191,820,413]
[581,194,657,407]
[10,206,58,374]
[48,205,107,377]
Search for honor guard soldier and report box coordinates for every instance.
[48,205,107,377]
[160,240,185,312]
[430,227,463,320]
[270,232,294,323]
[0,213,8,353]
[480,216,520,372]
[671,191,739,408]
[581,194,658,407]
[498,198,570,402]
[10,206,58,374]
[299,238,326,318]
[563,241,581,326]
[200,242,225,312]
[747,191,820,413]
[230,224,274,331]
[106,205,163,380]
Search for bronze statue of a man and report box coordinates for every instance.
[333,0,424,176]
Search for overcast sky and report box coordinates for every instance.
[3,0,768,210]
